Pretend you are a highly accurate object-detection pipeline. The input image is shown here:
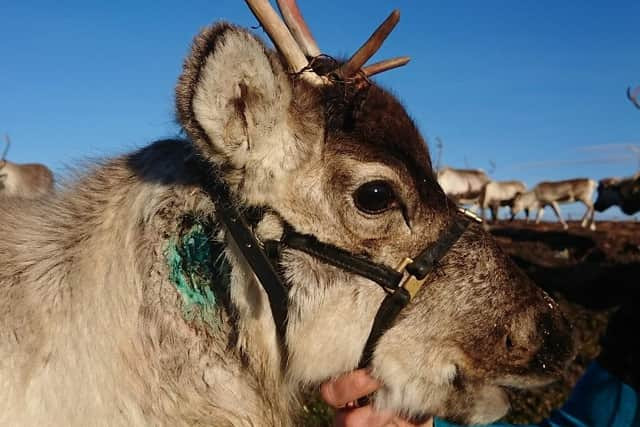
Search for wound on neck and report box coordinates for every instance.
[165,217,229,327]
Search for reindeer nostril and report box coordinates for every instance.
[505,334,514,351]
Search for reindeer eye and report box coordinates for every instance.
[353,180,398,214]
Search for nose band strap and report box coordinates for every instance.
[405,217,471,280]
[266,227,404,292]
[358,215,471,368]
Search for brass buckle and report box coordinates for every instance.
[457,207,483,223]
[394,257,428,300]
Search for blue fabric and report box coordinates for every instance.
[435,362,639,427]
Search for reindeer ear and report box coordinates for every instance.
[176,23,302,173]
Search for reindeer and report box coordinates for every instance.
[0,2,574,426]
[436,167,489,208]
[511,178,597,230]
[0,135,54,198]
[478,180,526,222]
[595,173,640,215]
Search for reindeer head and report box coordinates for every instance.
[595,178,622,213]
[175,1,574,423]
[511,191,538,218]
[596,175,640,215]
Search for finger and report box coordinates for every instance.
[333,405,395,427]
[387,416,434,427]
[334,406,432,427]
[321,369,381,408]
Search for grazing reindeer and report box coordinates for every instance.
[512,179,597,230]
[0,135,54,198]
[0,2,574,426]
[436,167,489,208]
[478,180,526,222]
[595,173,640,215]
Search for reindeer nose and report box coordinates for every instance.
[531,309,576,374]
[502,306,575,373]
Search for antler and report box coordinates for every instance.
[362,56,410,77]
[627,86,640,110]
[275,0,320,57]
[1,134,10,161]
[246,0,409,84]
[245,0,325,86]
[338,10,404,78]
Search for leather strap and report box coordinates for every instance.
[357,217,470,368]
[358,287,411,368]
[196,159,289,340]
[406,218,469,280]
[269,228,403,291]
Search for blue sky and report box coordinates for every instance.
[1,0,639,220]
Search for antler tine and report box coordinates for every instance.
[628,86,640,110]
[245,0,325,86]
[362,56,410,78]
[339,10,400,78]
[276,0,321,58]
[2,134,10,161]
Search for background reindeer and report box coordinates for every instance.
[436,166,489,208]
[511,178,597,230]
[0,134,54,198]
[0,1,574,426]
[595,173,640,215]
[478,180,526,222]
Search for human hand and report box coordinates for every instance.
[320,369,433,427]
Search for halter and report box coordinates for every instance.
[198,157,479,368]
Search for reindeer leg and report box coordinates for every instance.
[486,204,494,222]
[550,201,568,229]
[583,200,596,231]
[579,200,590,227]
[534,207,544,224]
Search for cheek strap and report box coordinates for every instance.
[357,216,471,368]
